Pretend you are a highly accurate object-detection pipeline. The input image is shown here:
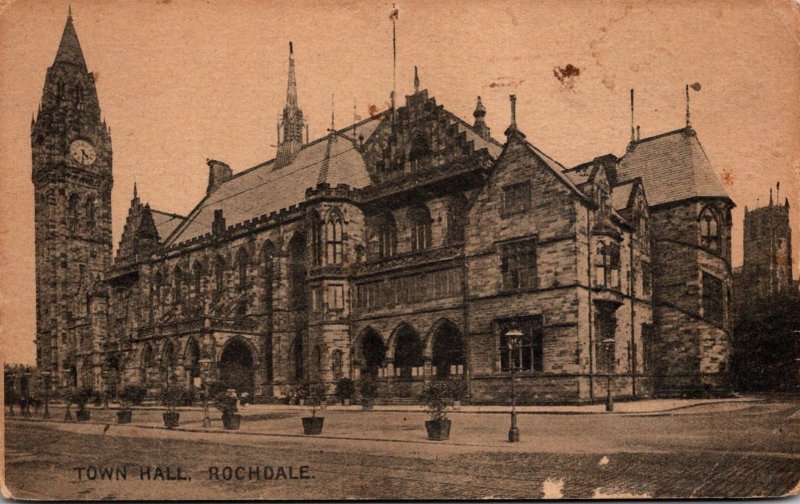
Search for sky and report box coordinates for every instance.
[1,0,798,365]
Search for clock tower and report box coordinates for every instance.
[32,10,113,387]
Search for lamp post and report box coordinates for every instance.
[602,338,615,412]
[199,358,212,428]
[41,371,51,419]
[506,328,524,443]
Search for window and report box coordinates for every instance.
[327,284,345,311]
[310,211,323,266]
[642,261,652,295]
[74,85,84,110]
[173,267,183,303]
[497,317,544,372]
[699,206,720,251]
[214,256,225,296]
[289,234,307,309]
[236,250,248,291]
[331,350,344,380]
[447,193,468,244]
[68,193,80,232]
[501,239,537,291]
[263,242,275,313]
[84,198,95,229]
[325,209,344,265]
[55,80,65,105]
[594,241,620,288]
[409,133,431,171]
[502,182,531,215]
[702,272,724,324]
[378,213,397,258]
[192,261,204,302]
[409,206,432,252]
[595,305,617,373]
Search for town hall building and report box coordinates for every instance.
[33,12,735,404]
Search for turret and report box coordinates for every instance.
[275,42,307,169]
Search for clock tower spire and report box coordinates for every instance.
[32,9,113,387]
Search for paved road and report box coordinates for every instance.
[4,399,800,499]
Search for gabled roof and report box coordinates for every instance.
[54,12,87,69]
[165,116,382,246]
[617,127,731,207]
[610,180,636,211]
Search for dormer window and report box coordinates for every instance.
[699,206,720,251]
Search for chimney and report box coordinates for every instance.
[212,209,226,235]
[206,159,232,195]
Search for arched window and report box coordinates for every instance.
[447,193,468,244]
[214,256,226,297]
[314,345,323,372]
[68,193,80,232]
[289,234,307,309]
[84,198,95,229]
[236,250,249,291]
[378,213,397,259]
[699,206,720,251]
[409,205,432,252]
[310,210,323,266]
[74,84,84,110]
[409,133,431,171]
[153,271,164,305]
[173,266,183,303]
[55,80,65,106]
[325,209,344,265]
[263,242,275,313]
[331,349,344,380]
[192,261,204,301]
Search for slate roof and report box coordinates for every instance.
[54,13,87,69]
[610,180,636,210]
[165,116,382,245]
[616,127,731,207]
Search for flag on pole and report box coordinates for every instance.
[389,5,399,20]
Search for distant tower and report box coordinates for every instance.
[275,42,307,169]
[32,10,113,385]
[741,186,793,297]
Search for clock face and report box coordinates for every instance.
[69,139,97,166]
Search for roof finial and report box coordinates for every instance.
[133,181,138,199]
[777,181,780,204]
[630,89,636,143]
[414,66,419,93]
[685,84,691,128]
[510,94,517,129]
[770,187,773,206]
[353,97,358,136]
[289,41,293,56]
[330,93,335,132]
[389,4,399,127]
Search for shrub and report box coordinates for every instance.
[306,382,327,418]
[334,378,356,405]
[213,391,238,416]
[160,385,184,414]
[71,388,93,411]
[446,376,467,402]
[419,380,454,422]
[359,375,378,403]
[121,385,147,407]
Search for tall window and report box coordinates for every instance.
[84,198,95,229]
[192,261,204,312]
[331,350,344,380]
[263,242,275,313]
[409,133,431,171]
[74,85,84,110]
[214,256,225,296]
[699,206,720,251]
[702,272,724,324]
[447,193,468,244]
[595,305,617,373]
[378,213,397,258]
[236,250,249,291]
[498,317,544,372]
[325,209,344,265]
[289,234,307,309]
[68,193,80,232]
[594,242,620,288]
[55,80,65,105]
[409,205,432,252]
[310,210,323,265]
[501,239,537,291]
[173,267,183,303]
[502,182,531,215]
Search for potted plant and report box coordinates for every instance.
[160,385,183,429]
[214,390,240,430]
[447,376,467,408]
[335,377,356,405]
[359,374,377,411]
[73,388,93,422]
[117,385,144,424]
[301,382,326,435]
[419,380,454,441]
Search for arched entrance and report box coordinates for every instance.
[104,355,123,398]
[292,335,304,382]
[394,325,423,379]
[431,321,465,378]
[360,329,386,377]
[219,339,254,395]
[161,341,178,385]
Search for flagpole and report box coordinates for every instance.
[391,4,398,127]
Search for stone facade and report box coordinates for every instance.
[34,13,734,403]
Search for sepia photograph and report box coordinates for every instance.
[1,0,799,499]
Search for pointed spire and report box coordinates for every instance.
[133,182,138,200]
[473,96,490,141]
[330,94,335,132]
[630,89,636,143]
[275,41,306,168]
[286,41,298,108]
[473,96,486,119]
[414,66,420,93]
[54,8,87,69]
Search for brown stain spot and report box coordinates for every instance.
[368,104,379,117]
[721,169,734,188]
[484,77,524,89]
[553,64,581,90]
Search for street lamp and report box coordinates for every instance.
[199,358,212,428]
[602,338,615,412]
[41,371,51,419]
[505,328,524,443]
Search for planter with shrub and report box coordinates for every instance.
[73,388,93,422]
[359,375,377,411]
[117,385,145,424]
[214,390,240,430]
[160,385,183,429]
[301,382,326,435]
[420,380,454,441]
[335,378,356,405]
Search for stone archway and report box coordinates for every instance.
[430,320,465,379]
[185,339,201,391]
[219,338,255,395]
[393,324,424,379]
[359,328,386,378]
[103,354,123,397]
